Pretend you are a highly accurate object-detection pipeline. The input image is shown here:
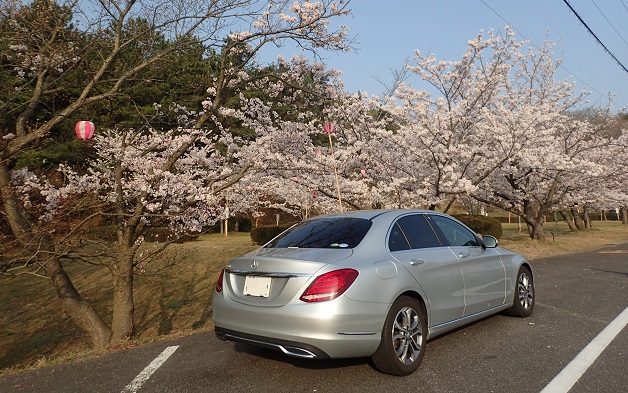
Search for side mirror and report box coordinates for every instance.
[482,235,499,248]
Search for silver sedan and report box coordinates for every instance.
[213,209,534,376]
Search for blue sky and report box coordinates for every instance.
[262,0,628,111]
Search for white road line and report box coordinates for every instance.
[540,307,628,393]
[121,345,179,393]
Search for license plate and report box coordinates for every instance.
[243,276,271,297]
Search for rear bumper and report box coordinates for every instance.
[213,293,388,359]
[215,327,331,359]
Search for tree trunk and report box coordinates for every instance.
[525,221,545,240]
[583,205,592,229]
[523,200,545,240]
[524,218,545,240]
[44,254,112,348]
[442,197,456,214]
[559,210,578,231]
[111,248,136,343]
[0,162,111,348]
[571,208,586,230]
[622,207,628,225]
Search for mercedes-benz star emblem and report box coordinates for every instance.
[251,260,258,270]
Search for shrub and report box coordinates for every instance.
[236,218,253,232]
[250,225,291,245]
[453,214,503,239]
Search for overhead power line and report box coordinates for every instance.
[562,0,628,74]
[479,0,617,105]
[589,0,628,48]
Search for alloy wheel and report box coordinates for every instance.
[392,306,423,365]
[518,272,533,310]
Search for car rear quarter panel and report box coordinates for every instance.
[343,258,427,306]
[335,229,428,303]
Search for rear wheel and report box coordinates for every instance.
[507,266,535,317]
[371,296,427,376]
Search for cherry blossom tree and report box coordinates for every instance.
[557,112,628,228]
[292,28,539,214]
[1,0,353,347]
[468,42,625,239]
[362,27,624,240]
[239,27,627,243]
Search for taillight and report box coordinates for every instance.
[215,268,225,293]
[300,268,359,302]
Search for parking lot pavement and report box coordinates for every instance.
[1,242,626,393]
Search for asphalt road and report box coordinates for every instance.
[1,242,626,393]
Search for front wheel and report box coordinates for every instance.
[507,266,535,317]
[371,296,427,376]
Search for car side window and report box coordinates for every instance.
[428,215,480,247]
[388,222,411,251]
[395,214,442,249]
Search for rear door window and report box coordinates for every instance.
[388,222,411,251]
[396,214,443,249]
[389,214,443,251]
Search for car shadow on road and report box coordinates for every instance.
[226,312,519,374]
[232,342,374,371]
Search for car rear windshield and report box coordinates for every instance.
[265,217,372,249]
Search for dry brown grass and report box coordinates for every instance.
[499,221,628,260]
[0,233,257,375]
[0,223,626,374]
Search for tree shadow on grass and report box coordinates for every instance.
[134,251,220,338]
[0,317,86,372]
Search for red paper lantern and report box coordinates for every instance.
[75,120,95,140]
[323,122,334,134]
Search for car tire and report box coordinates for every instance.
[371,295,427,376]
[506,266,535,317]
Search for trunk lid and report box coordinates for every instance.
[224,248,353,307]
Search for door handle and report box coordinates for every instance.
[458,252,470,259]
[410,259,425,266]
